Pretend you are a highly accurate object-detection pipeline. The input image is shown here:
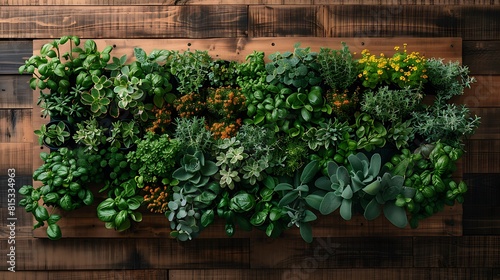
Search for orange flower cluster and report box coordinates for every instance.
[146,105,173,134]
[143,185,170,213]
[326,88,360,121]
[206,86,246,119]
[174,92,206,118]
[208,118,242,139]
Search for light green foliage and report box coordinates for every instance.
[387,120,415,150]
[73,117,107,152]
[425,58,476,102]
[168,50,211,95]
[411,103,480,149]
[174,116,214,153]
[317,42,358,90]
[361,86,423,123]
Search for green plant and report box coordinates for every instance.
[266,43,322,89]
[168,50,211,95]
[352,112,387,152]
[361,86,423,123]
[19,147,104,240]
[127,132,180,187]
[34,120,72,147]
[302,118,352,151]
[97,178,143,232]
[425,58,475,102]
[208,59,239,87]
[274,160,321,243]
[80,75,114,116]
[19,36,113,121]
[107,120,141,149]
[72,117,107,152]
[317,42,358,91]
[174,116,214,153]
[411,103,480,149]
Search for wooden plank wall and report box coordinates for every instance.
[0,1,499,279]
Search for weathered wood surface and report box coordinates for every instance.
[248,5,500,40]
[0,109,32,143]
[0,41,32,75]
[33,37,462,63]
[168,268,495,280]
[1,0,500,4]
[31,203,462,239]
[2,0,500,4]
[0,76,33,109]
[0,6,248,39]
[2,6,500,39]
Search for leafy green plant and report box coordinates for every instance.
[425,58,476,102]
[266,43,322,89]
[274,160,321,243]
[353,112,387,152]
[174,116,214,153]
[127,132,180,187]
[97,178,143,232]
[361,86,423,123]
[168,50,211,95]
[19,36,113,121]
[317,42,358,91]
[411,103,480,149]
[107,120,141,149]
[80,75,114,116]
[34,120,72,148]
[19,147,104,240]
[72,117,107,152]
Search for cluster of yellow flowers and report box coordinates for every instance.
[358,44,428,89]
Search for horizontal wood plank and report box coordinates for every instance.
[0,76,32,109]
[0,143,33,175]
[250,237,413,268]
[0,109,32,143]
[0,6,248,39]
[33,37,462,64]
[0,270,168,280]
[249,5,500,40]
[468,108,500,140]
[0,41,32,74]
[169,268,494,280]
[1,0,500,5]
[452,75,500,108]
[463,41,500,75]
[413,236,500,268]
[464,140,500,173]
[3,238,249,270]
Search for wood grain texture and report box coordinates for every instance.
[169,268,494,280]
[0,41,32,75]
[0,76,33,109]
[1,0,500,4]
[468,108,500,140]
[464,140,500,173]
[249,5,500,40]
[413,236,500,268]
[0,143,33,175]
[463,41,500,75]
[0,270,168,280]
[32,37,462,64]
[452,75,500,108]
[4,238,249,270]
[0,6,248,39]
[250,237,413,268]
[0,109,32,143]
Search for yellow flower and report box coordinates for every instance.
[394,46,400,51]
[377,69,383,75]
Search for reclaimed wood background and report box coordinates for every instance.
[0,1,499,279]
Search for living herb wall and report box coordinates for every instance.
[19,36,479,242]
